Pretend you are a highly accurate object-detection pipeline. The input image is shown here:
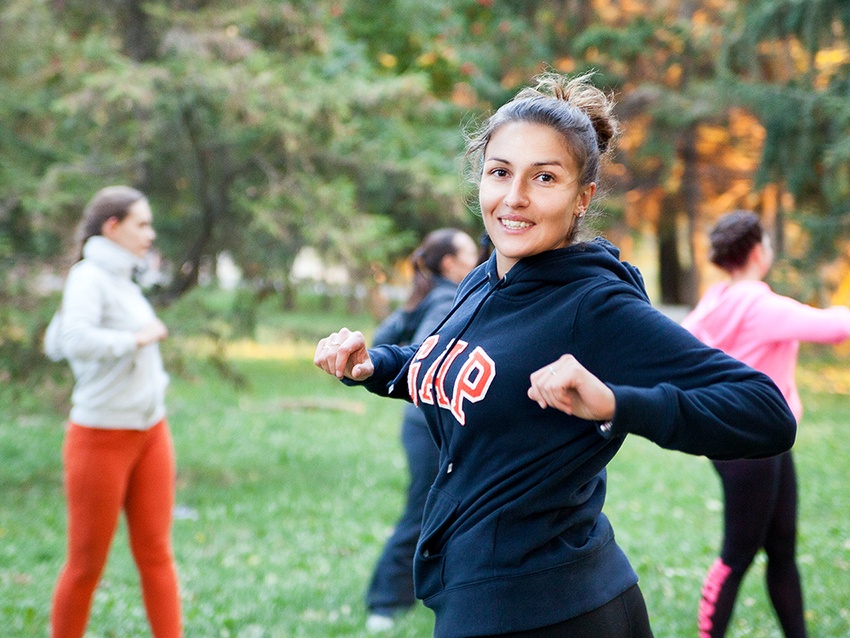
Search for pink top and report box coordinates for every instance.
[682,280,850,421]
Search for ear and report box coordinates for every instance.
[439,252,454,278]
[101,216,120,237]
[752,242,769,269]
[575,182,597,217]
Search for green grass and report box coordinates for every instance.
[2,339,849,636]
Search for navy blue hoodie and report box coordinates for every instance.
[356,239,795,637]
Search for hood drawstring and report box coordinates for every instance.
[430,274,493,338]
[386,270,505,462]
[426,273,506,462]
[387,273,492,395]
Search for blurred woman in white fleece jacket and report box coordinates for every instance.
[47,185,182,638]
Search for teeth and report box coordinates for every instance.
[501,219,532,230]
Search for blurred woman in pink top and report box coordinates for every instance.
[683,210,850,638]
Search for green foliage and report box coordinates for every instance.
[719,0,850,267]
[3,0,850,309]
[729,0,850,56]
[0,0,479,303]
[0,289,71,412]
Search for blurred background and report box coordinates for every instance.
[4,0,850,322]
[2,2,850,636]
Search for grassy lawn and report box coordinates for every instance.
[1,307,849,636]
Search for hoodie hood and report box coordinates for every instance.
[681,280,770,350]
[483,237,649,302]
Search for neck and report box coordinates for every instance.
[727,266,762,284]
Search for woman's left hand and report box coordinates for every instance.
[528,354,615,422]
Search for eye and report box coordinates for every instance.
[537,173,555,183]
[489,167,508,178]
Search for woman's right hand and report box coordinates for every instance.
[528,354,615,422]
[314,328,374,381]
[135,319,168,347]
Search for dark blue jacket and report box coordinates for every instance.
[373,276,459,431]
[356,239,795,637]
[373,276,458,348]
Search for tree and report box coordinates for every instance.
[4,0,850,316]
[3,0,477,309]
[718,0,850,300]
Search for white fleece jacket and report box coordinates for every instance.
[56,235,168,429]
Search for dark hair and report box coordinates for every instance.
[76,185,146,260]
[464,72,618,244]
[709,210,764,271]
[406,228,468,310]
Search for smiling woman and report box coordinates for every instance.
[467,72,615,278]
[313,72,796,638]
[478,120,596,277]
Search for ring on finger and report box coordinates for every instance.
[548,366,557,376]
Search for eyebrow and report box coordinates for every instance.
[485,157,566,168]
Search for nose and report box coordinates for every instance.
[503,178,529,209]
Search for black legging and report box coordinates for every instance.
[475,584,653,638]
[698,451,806,638]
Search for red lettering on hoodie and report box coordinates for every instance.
[435,341,468,409]
[450,347,496,425]
[409,335,439,406]
[408,335,496,425]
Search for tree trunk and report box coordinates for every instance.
[657,196,683,305]
[563,0,593,31]
[164,107,225,302]
[774,185,786,258]
[281,278,297,312]
[120,0,156,62]
[679,123,701,306]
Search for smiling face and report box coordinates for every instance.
[102,198,156,258]
[479,121,596,277]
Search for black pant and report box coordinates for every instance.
[473,585,653,638]
[366,412,440,614]
[698,451,806,638]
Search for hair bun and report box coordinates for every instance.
[524,71,618,154]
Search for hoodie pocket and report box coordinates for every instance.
[414,488,458,600]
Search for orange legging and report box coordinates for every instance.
[51,420,182,638]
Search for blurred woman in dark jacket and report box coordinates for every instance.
[366,228,479,632]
